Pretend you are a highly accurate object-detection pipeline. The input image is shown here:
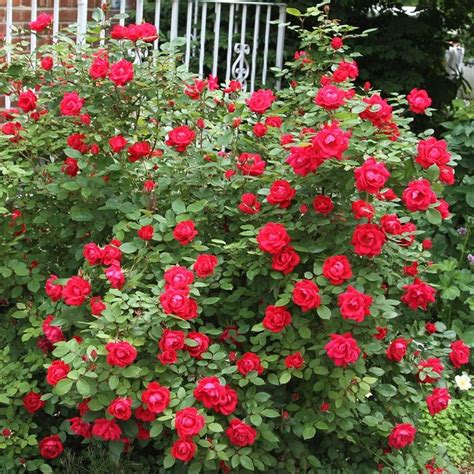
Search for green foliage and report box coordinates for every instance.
[0,5,471,473]
[421,398,474,467]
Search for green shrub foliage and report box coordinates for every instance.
[0,6,471,473]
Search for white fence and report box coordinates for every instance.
[4,0,288,97]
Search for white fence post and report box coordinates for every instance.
[77,0,88,44]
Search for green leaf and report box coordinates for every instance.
[426,208,442,225]
[120,242,138,254]
[76,379,91,397]
[163,455,175,469]
[279,372,291,384]
[187,200,207,213]
[54,378,73,396]
[317,306,331,320]
[208,423,223,432]
[172,199,186,214]
[303,426,316,439]
[286,7,301,16]
[240,455,254,471]
[109,375,119,390]
[70,206,93,222]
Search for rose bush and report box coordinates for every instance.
[0,5,471,473]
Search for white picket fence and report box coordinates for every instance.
[4,0,288,102]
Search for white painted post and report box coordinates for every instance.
[136,0,144,24]
[184,0,194,69]
[154,0,161,49]
[53,0,60,41]
[198,2,207,78]
[76,0,88,44]
[262,5,271,86]
[170,0,179,41]
[225,3,235,83]
[238,3,247,86]
[119,0,126,26]
[250,4,260,92]
[275,4,286,89]
[211,2,221,78]
[5,0,13,108]
[30,0,38,56]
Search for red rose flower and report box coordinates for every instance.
[337,286,373,323]
[237,152,266,176]
[407,88,432,114]
[193,254,218,278]
[386,337,409,362]
[246,89,275,114]
[285,352,304,369]
[158,349,177,365]
[166,126,196,152]
[226,419,257,447]
[403,262,419,277]
[105,341,137,367]
[271,246,300,274]
[141,382,170,413]
[325,333,361,366]
[193,377,225,408]
[171,438,197,462]
[436,199,450,219]
[173,220,198,245]
[439,165,455,185]
[380,214,402,235]
[109,135,128,153]
[102,243,122,265]
[236,352,263,376]
[401,279,436,310]
[422,239,433,250]
[359,94,393,127]
[23,391,45,413]
[331,37,343,49]
[138,225,154,241]
[185,332,210,358]
[292,280,321,312]
[83,243,103,265]
[333,60,358,81]
[286,145,322,176]
[164,265,194,290]
[351,200,375,220]
[62,276,91,306]
[374,326,387,340]
[134,407,156,423]
[160,289,198,320]
[263,305,292,333]
[42,315,64,344]
[253,122,268,137]
[354,157,390,194]
[18,90,38,112]
[60,91,84,116]
[174,407,206,437]
[89,57,109,80]
[425,322,437,334]
[267,180,296,208]
[257,222,291,255]
[92,418,122,441]
[143,179,156,192]
[402,179,437,212]
[38,434,63,459]
[29,12,53,32]
[312,195,334,215]
[108,59,134,86]
[322,255,352,285]
[69,417,92,438]
[426,388,451,416]
[265,116,283,128]
[238,193,261,214]
[127,141,151,162]
[62,157,79,177]
[312,122,351,160]
[108,397,132,420]
[90,296,106,316]
[449,340,470,368]
[388,423,416,449]
[415,137,450,169]
[105,263,125,289]
[46,360,70,386]
[417,358,444,384]
[351,223,386,257]
[315,84,346,110]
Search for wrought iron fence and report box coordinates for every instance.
[3,0,288,108]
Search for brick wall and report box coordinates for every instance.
[0,0,118,37]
